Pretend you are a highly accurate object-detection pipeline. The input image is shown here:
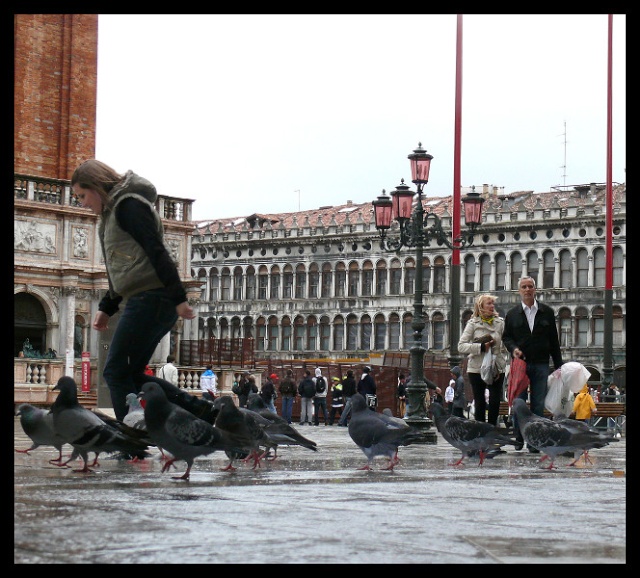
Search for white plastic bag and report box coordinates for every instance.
[480,350,496,383]
[545,371,572,416]
[560,362,591,394]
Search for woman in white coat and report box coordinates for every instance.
[458,294,507,425]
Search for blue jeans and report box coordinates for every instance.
[513,362,551,437]
[103,289,178,421]
[265,398,277,414]
[338,396,352,425]
[313,397,328,424]
[281,396,294,423]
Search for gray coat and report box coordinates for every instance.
[458,315,507,375]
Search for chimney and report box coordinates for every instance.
[483,183,489,195]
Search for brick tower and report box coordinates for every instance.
[14,14,98,180]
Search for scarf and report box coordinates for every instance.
[481,315,494,326]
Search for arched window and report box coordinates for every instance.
[526,252,538,285]
[575,307,588,346]
[559,249,572,288]
[245,266,256,300]
[402,313,413,349]
[295,263,307,299]
[306,316,318,350]
[267,316,278,350]
[495,253,507,291]
[613,305,624,346]
[219,317,229,339]
[242,316,253,339]
[256,317,266,351]
[283,264,294,298]
[479,254,491,292]
[390,259,402,294]
[258,265,268,299]
[464,254,475,292]
[333,315,344,351]
[375,260,387,296]
[319,315,331,350]
[348,262,360,296]
[230,316,242,339]
[293,316,305,350]
[389,313,401,350]
[362,260,374,296]
[593,247,606,287]
[321,263,333,298]
[433,256,446,293]
[335,262,346,297]
[422,257,431,294]
[558,307,572,347]
[197,268,207,300]
[346,315,358,350]
[510,252,523,288]
[432,312,445,350]
[281,316,292,351]
[576,248,589,287]
[592,306,604,346]
[613,246,624,286]
[270,265,280,299]
[209,267,219,301]
[543,250,555,289]
[309,263,320,298]
[233,267,243,300]
[374,313,386,349]
[360,315,372,350]
[404,258,415,295]
[220,268,231,301]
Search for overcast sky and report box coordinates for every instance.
[95,14,626,222]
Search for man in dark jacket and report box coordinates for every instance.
[297,370,315,425]
[356,366,377,411]
[503,276,563,452]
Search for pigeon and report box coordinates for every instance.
[124,392,171,462]
[430,402,517,466]
[552,412,619,467]
[139,382,247,480]
[245,393,318,457]
[211,395,270,470]
[50,377,150,473]
[347,393,428,470]
[15,403,68,464]
[512,398,619,469]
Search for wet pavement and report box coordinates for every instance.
[14,415,626,564]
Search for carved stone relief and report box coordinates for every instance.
[14,220,57,253]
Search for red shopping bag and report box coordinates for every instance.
[507,357,529,407]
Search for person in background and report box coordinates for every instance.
[503,276,563,453]
[159,354,179,386]
[337,369,357,426]
[312,368,328,426]
[328,376,344,425]
[298,370,316,425]
[357,366,377,411]
[444,376,455,415]
[71,160,207,424]
[458,293,507,426]
[235,372,256,408]
[450,366,466,418]
[397,373,407,418]
[278,369,297,424]
[260,373,277,414]
[199,365,217,401]
[572,383,598,423]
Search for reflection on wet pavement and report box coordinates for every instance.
[14,417,625,564]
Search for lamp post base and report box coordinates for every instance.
[403,416,438,444]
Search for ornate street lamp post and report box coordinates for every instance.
[372,143,484,435]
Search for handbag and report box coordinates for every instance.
[480,349,496,383]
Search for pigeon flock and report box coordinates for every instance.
[15,376,621,480]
